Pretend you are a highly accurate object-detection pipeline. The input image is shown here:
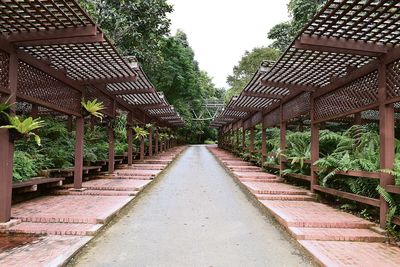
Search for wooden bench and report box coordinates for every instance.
[13,177,65,193]
[40,166,102,178]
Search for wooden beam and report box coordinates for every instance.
[230,106,258,112]
[296,35,388,57]
[140,103,168,110]
[78,75,137,85]
[5,25,98,43]
[261,80,318,92]
[110,88,155,95]
[242,91,284,99]
[15,33,105,46]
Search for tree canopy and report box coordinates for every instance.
[225,47,280,101]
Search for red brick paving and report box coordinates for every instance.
[62,178,151,191]
[208,146,400,267]
[0,146,187,266]
[300,240,400,267]
[0,235,91,267]
[12,195,133,224]
[3,222,102,236]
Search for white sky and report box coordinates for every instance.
[168,0,290,89]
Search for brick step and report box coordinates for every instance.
[234,172,277,179]
[223,161,252,166]
[260,200,374,229]
[255,194,314,201]
[243,182,310,195]
[53,189,137,196]
[119,165,166,170]
[239,178,282,183]
[97,174,153,180]
[2,222,102,236]
[229,166,262,171]
[289,227,386,242]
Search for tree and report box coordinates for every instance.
[225,47,280,101]
[268,0,326,52]
[78,0,173,63]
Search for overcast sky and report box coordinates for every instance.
[168,0,290,89]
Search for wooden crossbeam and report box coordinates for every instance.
[295,35,388,57]
[5,25,98,43]
[139,103,167,110]
[110,88,155,95]
[15,33,105,46]
[242,91,284,99]
[261,80,318,92]
[78,75,137,85]
[229,106,259,112]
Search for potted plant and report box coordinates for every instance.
[0,115,45,145]
[81,98,105,121]
[0,95,15,126]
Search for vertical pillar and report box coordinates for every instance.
[73,117,84,189]
[279,105,286,178]
[140,137,145,161]
[236,128,239,150]
[148,128,153,158]
[249,127,255,154]
[127,127,133,166]
[67,115,73,132]
[108,126,115,173]
[31,104,38,118]
[0,52,17,222]
[310,93,320,193]
[155,131,159,155]
[242,126,246,152]
[261,125,267,167]
[378,60,395,228]
[354,112,362,125]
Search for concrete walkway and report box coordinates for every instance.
[70,145,313,267]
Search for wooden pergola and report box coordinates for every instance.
[0,0,183,223]
[212,0,400,228]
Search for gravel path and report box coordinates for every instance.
[70,145,313,267]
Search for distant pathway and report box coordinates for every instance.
[70,145,312,267]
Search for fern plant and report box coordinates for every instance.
[0,115,45,145]
[133,126,149,140]
[81,98,105,121]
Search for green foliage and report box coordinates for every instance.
[81,99,105,121]
[204,139,215,145]
[133,126,149,140]
[0,95,15,113]
[1,116,45,145]
[268,0,327,52]
[225,47,280,101]
[84,126,108,162]
[13,151,52,182]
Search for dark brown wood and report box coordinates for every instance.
[148,128,153,158]
[13,177,65,189]
[140,137,145,161]
[242,126,246,152]
[334,170,381,179]
[242,91,284,99]
[313,185,380,207]
[386,185,400,194]
[15,33,105,46]
[296,35,388,57]
[127,126,133,166]
[155,131,159,155]
[73,116,84,189]
[107,126,115,174]
[378,60,395,228]
[31,104,39,118]
[279,105,286,178]
[110,88,155,95]
[0,52,17,222]
[310,93,319,193]
[78,75,137,85]
[261,80,318,92]
[6,25,98,43]
[284,173,311,181]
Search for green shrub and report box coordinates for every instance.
[204,139,215,144]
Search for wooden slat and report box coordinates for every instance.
[386,185,400,194]
[313,185,380,207]
[284,173,311,181]
[13,177,65,189]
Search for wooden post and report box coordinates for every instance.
[310,93,319,193]
[236,128,239,150]
[0,52,17,222]
[67,115,73,132]
[31,104,39,118]
[249,127,255,154]
[261,125,267,167]
[155,131,159,155]
[279,105,286,178]
[140,137,145,161]
[242,126,246,151]
[127,126,133,166]
[148,128,153,158]
[73,117,84,189]
[107,126,115,173]
[378,60,395,228]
